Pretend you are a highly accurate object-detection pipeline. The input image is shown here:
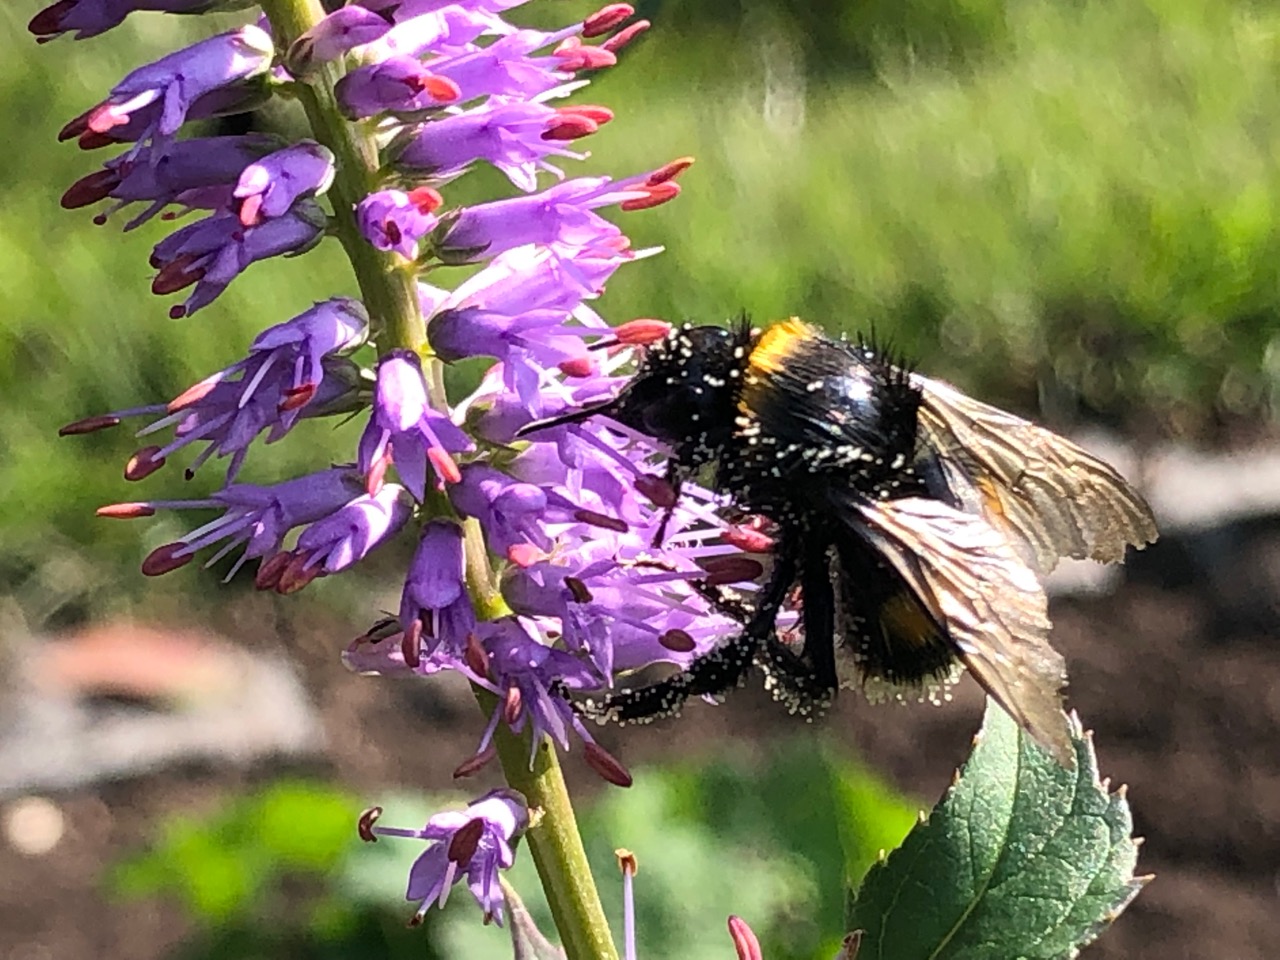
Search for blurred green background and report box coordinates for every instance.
[2,0,1278,958]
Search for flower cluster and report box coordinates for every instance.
[39,0,754,931]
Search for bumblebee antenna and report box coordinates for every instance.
[515,400,616,438]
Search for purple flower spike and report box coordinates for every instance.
[364,789,529,926]
[392,100,613,192]
[100,467,364,580]
[398,520,476,664]
[61,135,283,230]
[264,483,415,593]
[233,141,336,227]
[80,25,275,155]
[151,200,328,317]
[286,5,397,74]
[358,349,473,501]
[356,188,442,260]
[28,0,235,42]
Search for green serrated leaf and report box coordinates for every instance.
[846,700,1148,960]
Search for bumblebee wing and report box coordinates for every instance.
[847,495,1073,765]
[912,373,1157,574]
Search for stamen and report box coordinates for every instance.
[97,502,155,519]
[357,806,383,842]
[447,818,485,865]
[573,508,628,533]
[59,414,121,436]
[141,542,193,577]
[564,576,594,603]
[124,446,166,481]
[582,4,634,37]
[453,745,497,779]
[402,618,424,669]
[584,742,633,787]
[602,19,649,53]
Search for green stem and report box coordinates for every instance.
[258,5,617,959]
[486,693,621,960]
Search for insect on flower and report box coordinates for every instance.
[521,317,1159,764]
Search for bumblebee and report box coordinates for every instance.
[524,318,1157,763]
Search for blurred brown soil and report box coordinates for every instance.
[1,516,1278,960]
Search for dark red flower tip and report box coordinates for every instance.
[409,73,461,102]
[97,502,155,519]
[428,447,462,485]
[541,113,599,142]
[602,19,649,53]
[152,255,205,295]
[728,916,763,960]
[634,473,678,507]
[58,108,91,142]
[585,742,633,787]
[276,554,323,594]
[700,555,765,586]
[557,355,596,378]
[254,551,292,591]
[236,193,265,227]
[557,104,615,125]
[125,446,166,481]
[141,543,193,577]
[168,378,218,412]
[357,806,383,842]
[447,818,485,864]
[62,169,121,210]
[613,318,672,346]
[506,543,544,567]
[723,522,776,554]
[408,186,443,213]
[659,628,696,653]
[465,632,491,678]
[574,508,628,533]
[28,0,75,37]
[553,40,618,72]
[563,575,594,604]
[366,449,392,496]
[402,618,424,669]
[582,3,634,37]
[615,848,638,875]
[620,180,680,212]
[647,156,695,185]
[279,382,317,412]
[453,745,497,779]
[502,684,523,725]
[59,414,121,436]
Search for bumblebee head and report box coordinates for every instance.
[519,323,751,464]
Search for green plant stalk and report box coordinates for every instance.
[258,4,617,959]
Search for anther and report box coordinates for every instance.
[601,19,649,53]
[97,502,155,519]
[634,473,678,507]
[584,742,633,787]
[141,542,192,577]
[541,114,599,141]
[564,576,594,603]
[573,508,628,533]
[59,414,121,436]
[453,745,497,779]
[700,555,765,586]
[401,618,423,669]
[357,806,383,842]
[428,447,462,485]
[279,382,317,412]
[125,446,166,481]
[619,181,680,211]
[582,3,634,37]
[646,156,695,185]
[464,632,490,678]
[659,629,695,652]
[507,543,544,567]
[254,551,292,591]
[447,818,485,864]
[558,355,596,378]
[503,685,523,725]
[408,185,443,213]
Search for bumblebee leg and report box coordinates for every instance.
[758,540,838,716]
[576,544,798,724]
